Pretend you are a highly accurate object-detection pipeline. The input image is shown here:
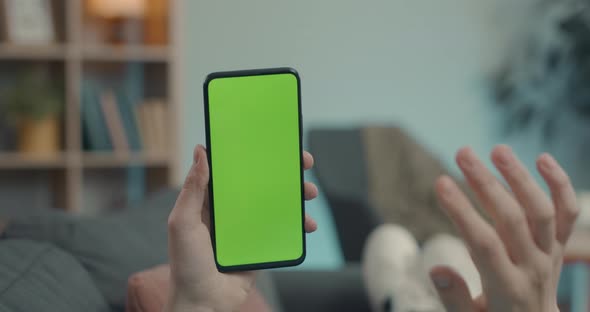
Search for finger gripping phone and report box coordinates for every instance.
[203,67,305,272]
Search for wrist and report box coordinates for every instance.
[163,298,214,312]
[163,290,214,312]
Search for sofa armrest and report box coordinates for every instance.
[271,265,370,312]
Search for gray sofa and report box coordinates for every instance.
[0,188,370,312]
[0,126,453,312]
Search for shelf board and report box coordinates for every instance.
[82,152,170,168]
[82,45,170,62]
[0,43,67,60]
[0,152,68,169]
[0,152,170,169]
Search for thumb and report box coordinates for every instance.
[170,145,210,229]
[430,266,477,312]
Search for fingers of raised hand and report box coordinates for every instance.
[435,176,514,281]
[536,153,579,245]
[456,147,535,263]
[491,145,555,254]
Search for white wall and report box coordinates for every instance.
[179,0,590,268]
[179,0,531,180]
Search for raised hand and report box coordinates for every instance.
[431,145,578,312]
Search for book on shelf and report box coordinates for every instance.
[135,99,168,154]
[115,89,143,152]
[134,103,150,152]
[81,79,145,153]
[153,101,168,152]
[81,79,112,151]
[99,90,129,153]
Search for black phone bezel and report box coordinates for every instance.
[203,67,306,272]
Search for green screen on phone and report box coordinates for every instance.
[204,68,304,271]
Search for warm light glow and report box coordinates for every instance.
[88,0,145,18]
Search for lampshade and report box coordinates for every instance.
[87,0,145,18]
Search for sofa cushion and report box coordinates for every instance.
[3,189,286,311]
[4,189,178,310]
[0,239,111,312]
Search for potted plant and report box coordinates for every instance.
[492,0,590,222]
[493,1,590,138]
[1,68,63,156]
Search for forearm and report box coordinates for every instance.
[163,303,212,312]
[163,300,214,312]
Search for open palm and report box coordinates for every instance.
[431,146,578,312]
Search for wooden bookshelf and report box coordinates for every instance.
[0,0,180,213]
[0,44,67,60]
[82,152,170,168]
[0,152,69,169]
[82,45,170,62]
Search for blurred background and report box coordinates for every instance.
[0,0,589,311]
[0,0,176,214]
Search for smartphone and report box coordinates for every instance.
[203,67,305,272]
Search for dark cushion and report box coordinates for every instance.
[309,129,382,262]
[4,189,179,311]
[0,239,111,312]
[272,265,370,312]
